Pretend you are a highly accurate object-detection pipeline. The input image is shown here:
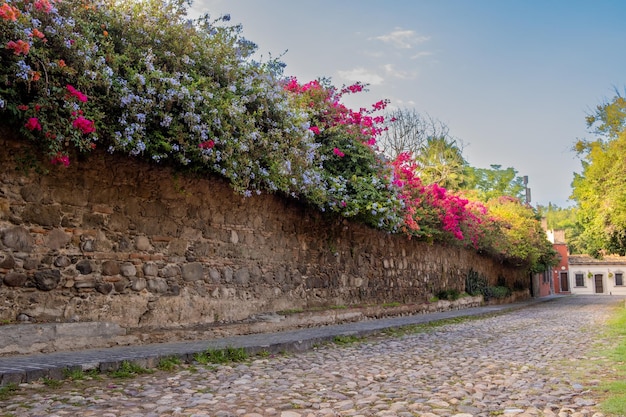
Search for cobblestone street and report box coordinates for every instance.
[1,296,620,417]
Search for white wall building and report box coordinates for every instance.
[568,255,626,295]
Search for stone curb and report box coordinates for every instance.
[0,297,559,386]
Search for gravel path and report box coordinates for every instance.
[1,296,621,417]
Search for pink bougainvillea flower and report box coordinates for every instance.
[66,84,88,102]
[199,140,215,149]
[34,0,53,13]
[0,3,20,21]
[309,126,320,135]
[24,117,41,131]
[333,147,345,158]
[72,116,95,134]
[284,77,300,92]
[347,83,363,93]
[50,152,70,167]
[6,40,30,55]
[372,100,387,111]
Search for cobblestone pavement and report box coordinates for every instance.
[1,295,621,417]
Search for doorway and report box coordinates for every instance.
[594,274,604,294]
[560,272,569,292]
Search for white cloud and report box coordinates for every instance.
[374,29,430,49]
[337,68,384,85]
[411,51,433,60]
[388,98,417,110]
[383,64,417,80]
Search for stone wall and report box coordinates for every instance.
[0,130,529,330]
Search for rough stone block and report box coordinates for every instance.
[33,269,61,291]
[3,272,27,287]
[182,262,203,282]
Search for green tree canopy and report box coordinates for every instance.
[462,165,525,202]
[413,135,467,191]
[571,92,626,257]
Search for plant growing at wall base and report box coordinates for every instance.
[194,346,248,364]
[436,289,461,301]
[465,268,488,297]
[108,361,153,378]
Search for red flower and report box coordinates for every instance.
[24,117,41,131]
[51,152,70,167]
[333,147,345,158]
[309,126,320,135]
[199,140,215,149]
[72,116,95,134]
[17,105,29,111]
[66,84,88,102]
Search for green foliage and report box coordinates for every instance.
[593,304,626,416]
[464,269,512,300]
[108,361,153,378]
[63,367,99,381]
[382,301,402,308]
[463,165,525,201]
[484,286,511,299]
[436,288,461,301]
[571,92,626,256]
[157,356,182,371]
[332,334,363,345]
[0,383,19,400]
[41,377,63,388]
[484,197,559,271]
[537,203,583,253]
[379,109,467,190]
[465,269,488,296]
[194,347,248,365]
[539,203,578,230]
[585,90,626,140]
[413,136,467,191]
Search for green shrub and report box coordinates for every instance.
[465,269,488,296]
[485,286,511,299]
[436,289,461,301]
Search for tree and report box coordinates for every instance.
[379,108,451,159]
[485,197,559,272]
[379,108,467,190]
[571,92,626,256]
[537,203,584,254]
[413,135,467,190]
[584,89,626,140]
[462,165,526,202]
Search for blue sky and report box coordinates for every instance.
[189,0,626,207]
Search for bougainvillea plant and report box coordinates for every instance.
[0,0,556,272]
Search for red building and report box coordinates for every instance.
[548,229,570,294]
[551,243,570,293]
